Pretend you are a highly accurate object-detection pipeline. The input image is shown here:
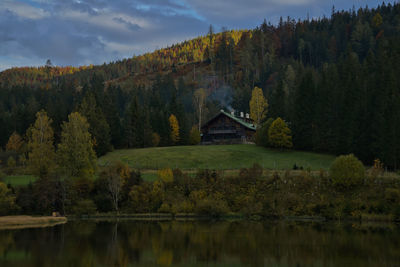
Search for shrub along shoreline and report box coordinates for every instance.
[54,165,400,223]
[1,155,400,223]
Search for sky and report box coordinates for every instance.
[0,0,396,71]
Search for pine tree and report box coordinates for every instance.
[103,87,123,149]
[78,93,111,156]
[124,96,141,148]
[291,70,316,150]
[269,79,286,119]
[255,118,274,147]
[170,91,188,144]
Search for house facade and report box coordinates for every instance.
[201,110,256,144]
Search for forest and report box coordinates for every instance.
[0,2,399,169]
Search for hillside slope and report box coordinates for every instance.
[0,3,399,168]
[98,144,335,170]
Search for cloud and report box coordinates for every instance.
[0,0,49,19]
[0,0,209,69]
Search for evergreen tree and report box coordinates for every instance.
[170,91,188,144]
[103,86,123,149]
[291,70,316,150]
[78,93,111,156]
[269,79,286,119]
[124,96,141,148]
[255,118,274,147]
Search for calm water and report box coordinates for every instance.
[0,220,399,267]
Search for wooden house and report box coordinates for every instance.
[201,110,256,144]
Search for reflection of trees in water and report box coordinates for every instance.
[0,221,400,266]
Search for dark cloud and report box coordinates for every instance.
[0,0,396,70]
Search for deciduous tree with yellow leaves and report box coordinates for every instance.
[249,86,268,125]
[169,114,180,144]
[57,112,97,179]
[27,110,56,178]
[6,132,24,153]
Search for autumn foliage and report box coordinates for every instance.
[169,114,180,144]
[6,132,24,153]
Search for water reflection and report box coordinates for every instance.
[0,220,399,266]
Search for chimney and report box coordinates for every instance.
[246,113,250,119]
[240,112,244,118]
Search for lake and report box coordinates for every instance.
[0,220,399,266]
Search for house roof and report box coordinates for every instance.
[202,110,256,131]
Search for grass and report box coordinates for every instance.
[1,145,336,185]
[2,175,37,187]
[99,144,336,171]
[0,216,67,230]
[141,171,159,182]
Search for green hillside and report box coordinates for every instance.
[98,144,335,170]
[2,175,37,187]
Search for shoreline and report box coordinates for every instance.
[0,216,68,230]
[1,214,398,227]
[67,213,399,224]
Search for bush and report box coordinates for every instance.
[6,156,16,175]
[158,202,172,213]
[249,163,263,179]
[385,188,400,203]
[268,117,293,149]
[0,182,17,215]
[329,154,365,189]
[158,168,173,183]
[189,126,201,145]
[255,118,274,147]
[72,199,97,216]
[152,133,160,147]
[174,200,194,213]
[195,197,229,216]
[0,170,6,180]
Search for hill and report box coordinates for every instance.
[0,3,399,169]
[98,144,335,170]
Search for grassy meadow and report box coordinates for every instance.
[99,144,336,171]
[2,175,37,187]
[1,145,336,186]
